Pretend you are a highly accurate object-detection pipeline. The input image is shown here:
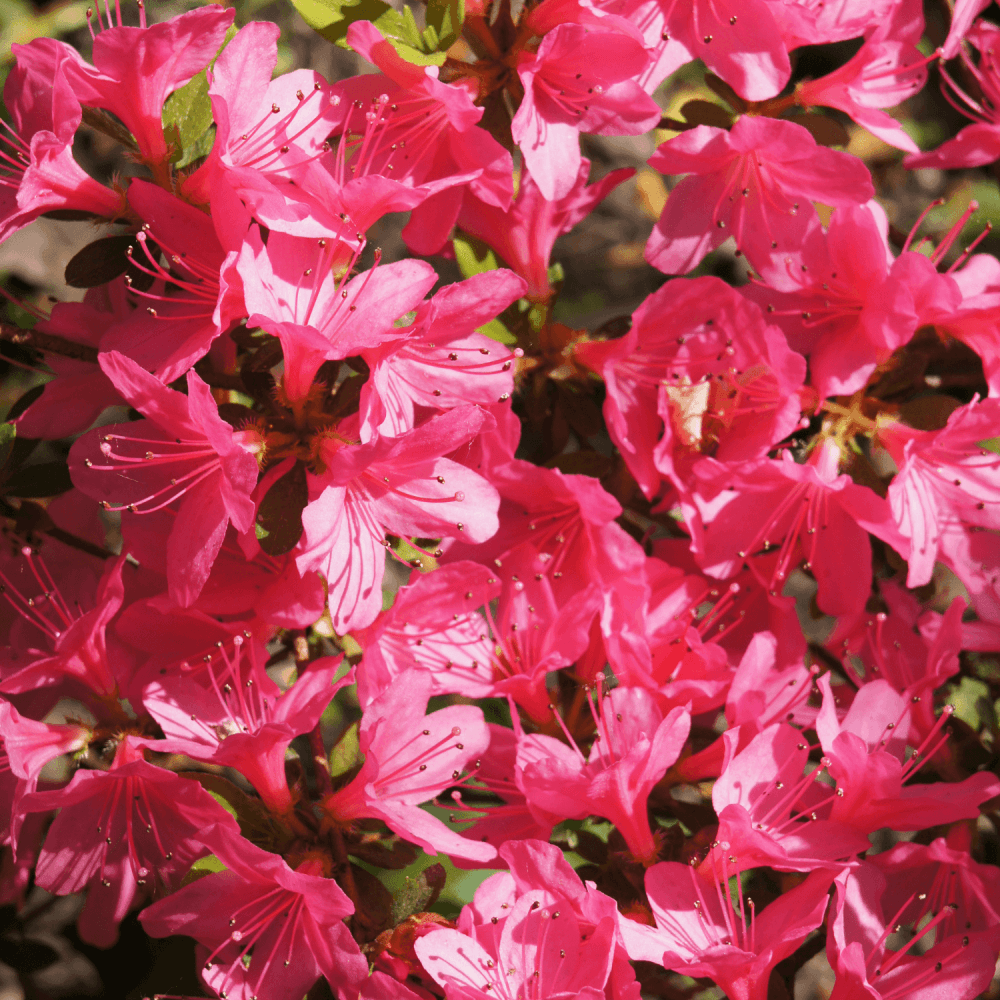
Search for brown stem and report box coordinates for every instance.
[45,527,112,561]
[0,323,98,364]
[308,724,335,798]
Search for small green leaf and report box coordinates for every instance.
[948,676,994,732]
[329,721,361,777]
[0,423,15,471]
[979,436,1000,455]
[191,854,228,873]
[391,863,447,923]
[162,71,215,168]
[453,233,500,279]
[425,0,464,51]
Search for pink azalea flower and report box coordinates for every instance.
[0,553,128,705]
[140,823,366,1000]
[353,558,597,721]
[576,275,807,499]
[683,441,909,619]
[68,351,259,608]
[906,20,1000,169]
[645,117,874,277]
[98,179,248,384]
[13,284,129,439]
[511,23,660,201]
[343,21,514,252]
[881,398,1000,590]
[517,688,691,864]
[743,203,962,397]
[182,20,353,239]
[141,647,352,814]
[767,0,901,49]
[416,884,617,1000]
[708,722,871,874]
[599,0,790,100]
[827,837,1000,1000]
[1,39,122,242]
[447,458,652,687]
[238,227,438,409]
[815,673,1000,833]
[676,630,818,781]
[620,861,833,1000]
[454,158,634,301]
[941,0,994,58]
[298,406,500,634]
[829,582,965,740]
[60,4,235,169]
[358,269,526,439]
[322,669,497,862]
[795,0,928,153]
[19,738,238,947]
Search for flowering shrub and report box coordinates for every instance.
[2,0,1000,997]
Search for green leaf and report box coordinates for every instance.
[425,0,464,51]
[329,721,361,777]
[391,863,447,923]
[453,233,499,279]
[979,436,1000,455]
[948,676,995,732]
[191,854,228,873]
[291,0,392,44]
[0,423,15,472]
[162,71,215,168]
[453,234,517,344]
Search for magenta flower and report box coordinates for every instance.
[1,39,122,242]
[512,23,660,201]
[645,116,874,278]
[68,351,259,607]
[416,883,617,1000]
[183,20,352,238]
[906,19,1000,170]
[298,406,500,634]
[684,441,909,619]
[795,0,928,153]
[815,674,1000,833]
[358,269,526,438]
[708,722,870,873]
[19,738,238,947]
[98,179,247,384]
[576,274,807,498]
[882,397,1000,590]
[455,158,634,300]
[60,4,235,169]
[141,648,353,814]
[620,862,833,1000]
[517,688,691,864]
[140,824,365,1000]
[828,838,1000,1000]
[322,669,496,862]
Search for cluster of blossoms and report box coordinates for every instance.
[2,0,1000,997]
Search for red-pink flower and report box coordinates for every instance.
[19,738,238,947]
[881,398,1000,590]
[454,158,634,301]
[68,351,259,607]
[517,688,690,864]
[140,823,365,1000]
[827,837,1000,1000]
[298,406,500,634]
[621,862,833,1000]
[646,117,874,277]
[1,39,122,241]
[511,23,660,201]
[322,669,496,862]
[141,647,352,814]
[61,4,235,168]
